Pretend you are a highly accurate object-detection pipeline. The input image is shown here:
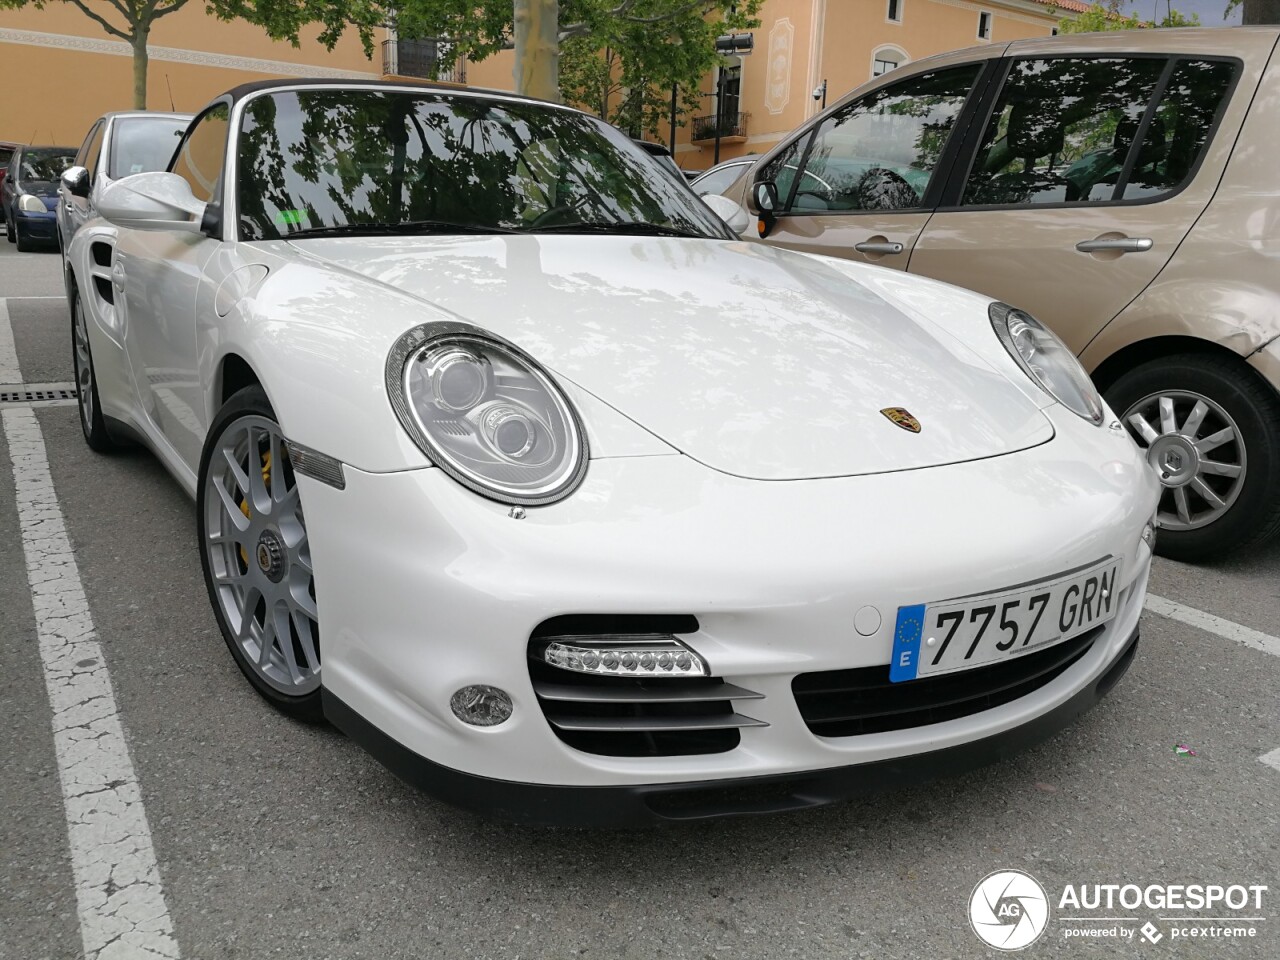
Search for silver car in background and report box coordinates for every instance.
[58,111,191,253]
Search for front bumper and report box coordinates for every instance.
[16,210,57,242]
[325,627,1141,826]
[301,401,1157,813]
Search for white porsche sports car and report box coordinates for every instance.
[65,79,1159,826]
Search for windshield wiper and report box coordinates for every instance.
[285,219,520,239]
[526,222,710,239]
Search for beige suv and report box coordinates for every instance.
[720,27,1280,561]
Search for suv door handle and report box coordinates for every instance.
[854,240,904,255]
[1075,237,1153,254]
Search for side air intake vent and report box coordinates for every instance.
[528,615,765,757]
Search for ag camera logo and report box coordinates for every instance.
[969,869,1050,950]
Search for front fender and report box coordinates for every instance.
[210,257,438,474]
[210,253,674,476]
[66,220,134,423]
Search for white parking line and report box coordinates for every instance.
[1144,594,1280,777]
[1144,594,1280,658]
[0,301,20,383]
[1,301,180,959]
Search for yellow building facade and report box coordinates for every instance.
[675,0,1077,171]
[1,0,1074,168]
[0,3,389,145]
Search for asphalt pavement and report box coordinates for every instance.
[1,238,1277,960]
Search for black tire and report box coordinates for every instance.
[14,219,34,252]
[5,213,14,243]
[1105,352,1280,561]
[197,386,324,722]
[70,287,116,452]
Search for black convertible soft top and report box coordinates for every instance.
[220,76,564,111]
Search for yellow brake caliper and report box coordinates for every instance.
[238,451,273,568]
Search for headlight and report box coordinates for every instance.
[18,194,47,213]
[386,322,587,505]
[989,302,1103,424]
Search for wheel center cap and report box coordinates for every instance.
[256,530,286,583]
[1148,435,1199,487]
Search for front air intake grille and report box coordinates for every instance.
[793,625,1103,738]
[529,615,764,757]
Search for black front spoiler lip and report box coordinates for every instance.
[323,628,1140,828]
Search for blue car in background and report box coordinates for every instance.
[3,145,76,251]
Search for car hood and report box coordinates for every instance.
[21,180,58,198]
[292,235,1052,480]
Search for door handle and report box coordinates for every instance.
[854,240,904,255]
[1075,237,1153,254]
[112,262,127,292]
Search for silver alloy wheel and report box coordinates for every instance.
[204,415,320,694]
[1122,389,1246,531]
[73,295,94,433]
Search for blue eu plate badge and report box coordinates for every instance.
[890,603,926,682]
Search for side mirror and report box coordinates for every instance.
[97,172,206,233]
[700,193,751,235]
[62,165,91,199]
[753,181,779,237]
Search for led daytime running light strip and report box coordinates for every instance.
[541,635,709,677]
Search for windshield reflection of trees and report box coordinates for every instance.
[963,57,1232,206]
[236,91,721,240]
[767,68,976,212]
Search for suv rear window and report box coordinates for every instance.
[1121,59,1236,200]
[962,55,1237,207]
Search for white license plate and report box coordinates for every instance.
[889,558,1121,682]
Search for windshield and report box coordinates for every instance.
[110,117,189,179]
[235,89,731,241]
[19,148,75,184]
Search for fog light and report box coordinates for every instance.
[450,685,513,726]
[541,635,709,677]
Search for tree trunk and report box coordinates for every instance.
[131,26,150,110]
[1242,0,1280,23]
[514,0,560,101]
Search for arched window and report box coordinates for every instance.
[871,45,909,79]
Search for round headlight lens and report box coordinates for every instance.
[388,324,587,505]
[989,302,1103,424]
[19,194,47,213]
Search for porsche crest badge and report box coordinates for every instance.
[880,407,921,433]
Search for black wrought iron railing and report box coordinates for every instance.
[381,38,467,83]
[691,112,749,142]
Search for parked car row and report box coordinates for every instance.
[1,112,189,253]
[39,26,1280,826]
[64,75,1156,826]
[707,27,1280,562]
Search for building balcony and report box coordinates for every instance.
[381,38,467,85]
[691,112,749,144]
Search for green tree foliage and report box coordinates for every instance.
[395,0,760,108]
[0,0,385,109]
[1055,1,1200,33]
[557,0,760,139]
